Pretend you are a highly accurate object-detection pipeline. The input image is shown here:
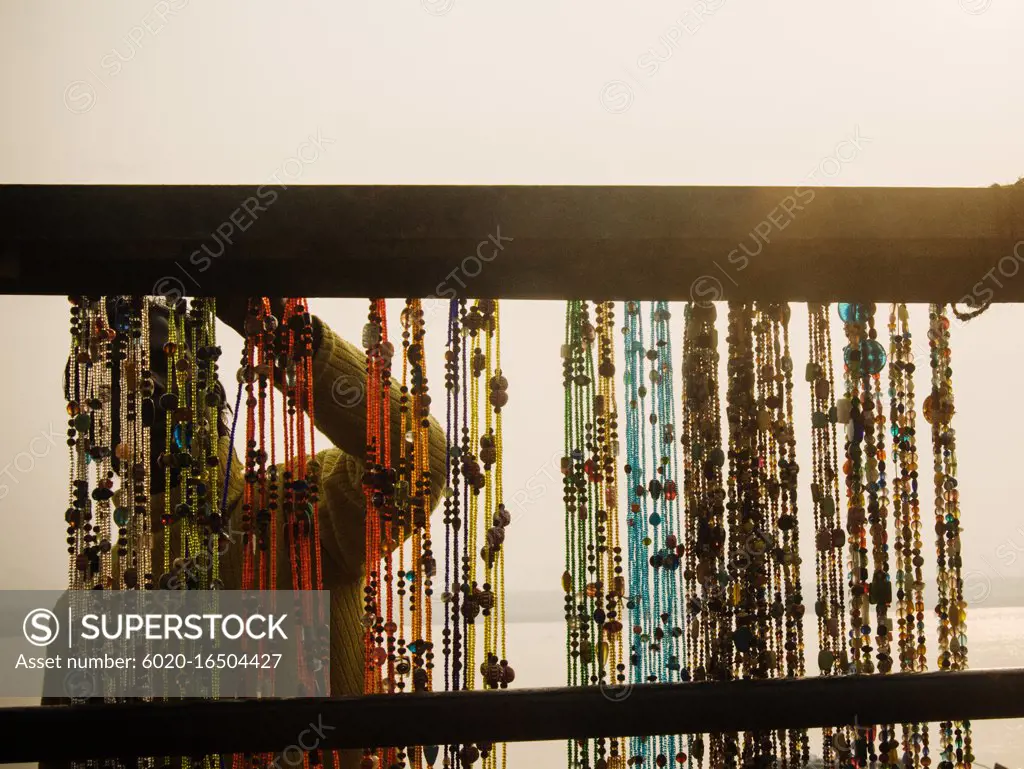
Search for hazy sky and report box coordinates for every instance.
[2,1,1024,765]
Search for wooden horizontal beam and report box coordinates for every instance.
[3,669,1023,763]
[1,185,1023,301]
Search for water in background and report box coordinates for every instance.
[498,606,1024,769]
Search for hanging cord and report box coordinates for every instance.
[949,299,992,322]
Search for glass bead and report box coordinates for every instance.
[663,481,678,502]
[861,339,887,374]
[838,303,868,323]
[362,323,381,349]
[923,392,955,425]
[172,423,191,450]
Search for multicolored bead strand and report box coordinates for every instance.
[394,299,437,769]
[681,301,728,768]
[839,301,896,765]
[806,304,852,767]
[925,304,973,769]
[66,297,118,592]
[362,297,393,696]
[398,298,436,701]
[753,303,807,766]
[361,297,396,768]
[724,301,775,766]
[888,303,930,768]
[563,299,600,769]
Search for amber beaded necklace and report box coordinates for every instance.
[595,300,626,769]
[806,304,852,766]
[755,303,808,766]
[680,301,728,768]
[397,298,435,698]
[888,303,930,767]
[362,298,395,696]
[724,301,783,765]
[925,304,973,769]
[840,300,906,766]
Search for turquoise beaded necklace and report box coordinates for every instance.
[622,300,687,768]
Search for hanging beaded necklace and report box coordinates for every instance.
[234,297,282,737]
[754,303,807,766]
[564,299,623,769]
[279,299,326,699]
[359,297,398,769]
[160,302,199,592]
[111,298,154,709]
[838,301,895,765]
[114,297,154,596]
[170,298,222,593]
[65,297,116,717]
[441,298,465,769]
[724,301,779,766]
[621,300,685,769]
[680,301,727,769]
[595,300,626,769]
[563,299,601,769]
[437,298,508,769]
[622,298,646,699]
[475,299,511,768]
[362,297,395,701]
[806,303,852,765]
[397,298,436,699]
[389,299,437,769]
[239,298,277,593]
[888,303,930,768]
[66,297,116,592]
[925,304,973,769]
